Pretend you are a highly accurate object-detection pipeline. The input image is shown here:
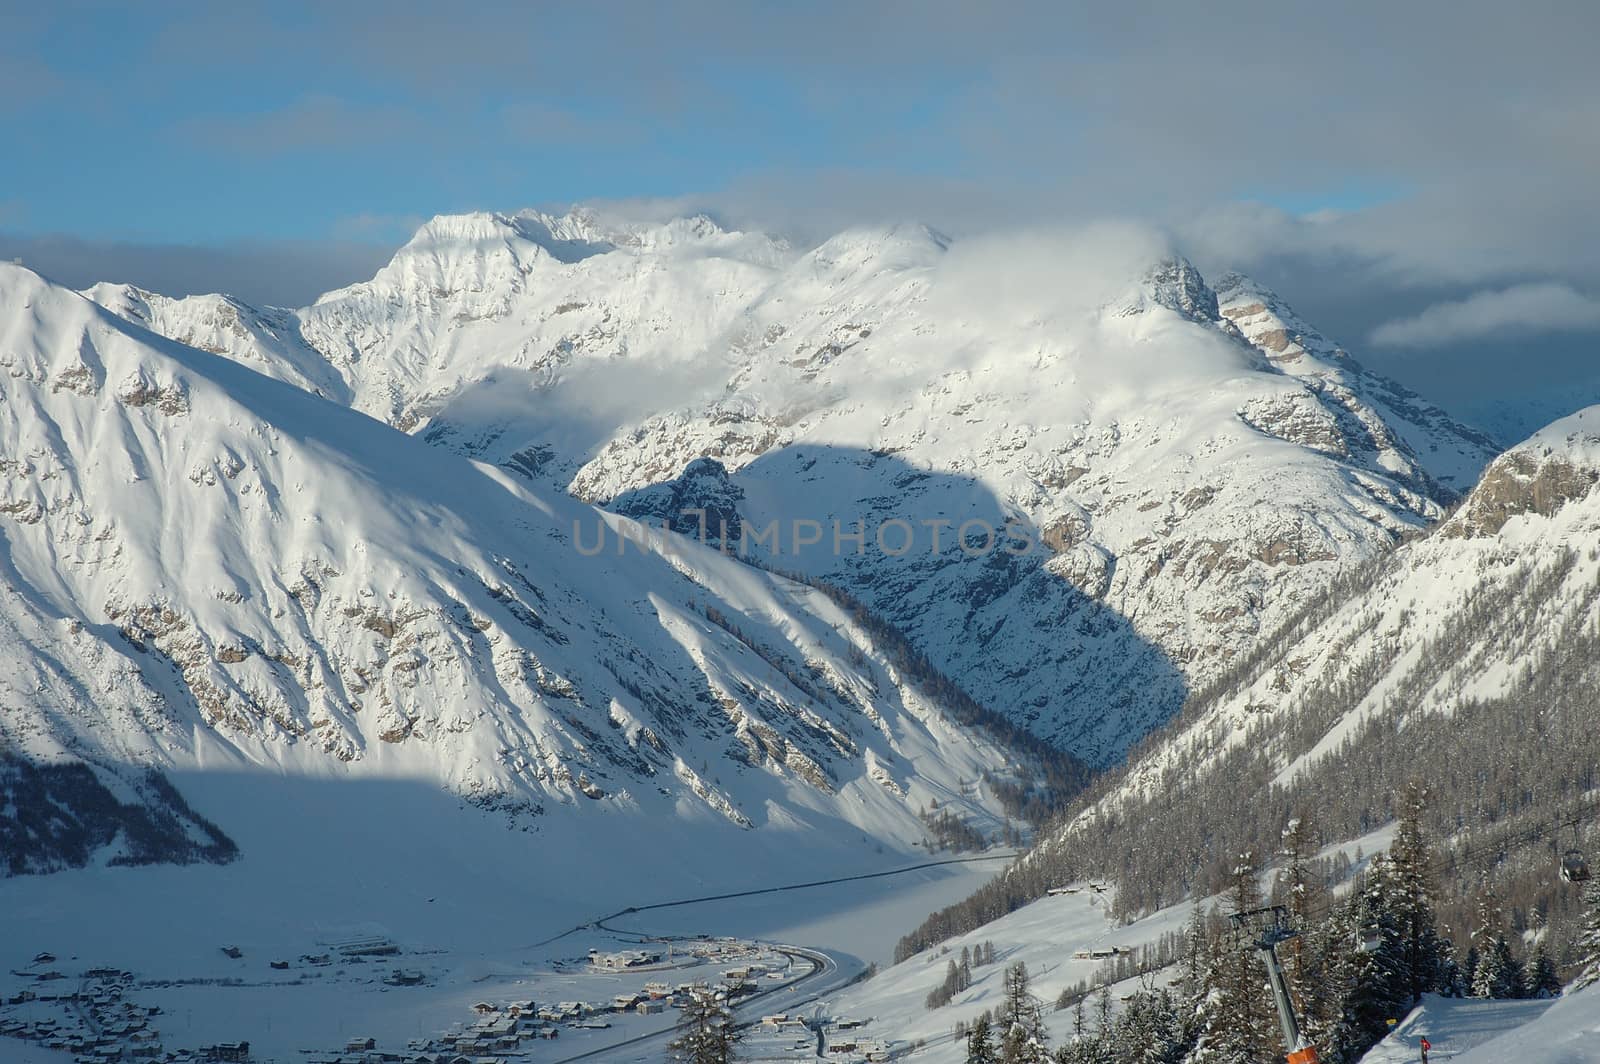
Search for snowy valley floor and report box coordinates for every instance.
[0,770,1009,1062]
[7,773,1599,1063]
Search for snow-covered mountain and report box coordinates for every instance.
[944,403,1600,929]
[568,239,1501,762]
[1212,272,1500,492]
[299,208,790,439]
[80,210,1503,766]
[1088,404,1600,813]
[81,281,349,403]
[1,262,1054,873]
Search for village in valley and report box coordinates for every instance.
[0,930,895,1064]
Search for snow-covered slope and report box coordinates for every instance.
[0,537,241,874]
[1358,994,1562,1064]
[1452,985,1600,1063]
[871,404,1600,1049]
[824,886,1195,1063]
[0,262,1047,872]
[81,281,350,403]
[568,234,1499,762]
[1214,273,1501,491]
[1092,404,1600,810]
[923,402,1600,939]
[83,212,1503,765]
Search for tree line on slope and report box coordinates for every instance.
[897,547,1600,983]
[0,756,239,875]
[953,788,1600,1064]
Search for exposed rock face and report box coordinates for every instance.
[1214,272,1501,492]
[1443,413,1600,537]
[1046,543,1115,600]
[611,457,746,544]
[1041,510,1092,552]
[1136,258,1220,323]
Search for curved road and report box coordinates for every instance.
[525,851,1015,951]
[538,851,1015,1062]
[547,942,848,1064]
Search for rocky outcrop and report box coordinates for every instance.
[1444,417,1600,537]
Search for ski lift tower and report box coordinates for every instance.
[1229,905,1319,1064]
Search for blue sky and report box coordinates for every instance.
[3,3,1014,245]
[3,1,1597,432]
[5,2,1434,246]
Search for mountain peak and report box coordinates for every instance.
[802,222,951,279]
[515,206,738,251]
[1105,255,1219,324]
[1138,256,1218,322]
[1213,270,1348,365]
[392,209,608,269]
[1523,403,1600,458]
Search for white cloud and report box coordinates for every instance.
[1369,283,1600,349]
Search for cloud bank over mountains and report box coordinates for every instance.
[1371,283,1600,350]
[2,2,1595,433]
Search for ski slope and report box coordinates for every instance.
[1454,985,1600,1064]
[821,886,1197,1063]
[1357,992,1564,1064]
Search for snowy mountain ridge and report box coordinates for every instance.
[75,209,1504,766]
[2,261,1056,873]
[1081,403,1600,815]
[902,400,1600,955]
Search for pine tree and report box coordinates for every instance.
[1528,944,1563,998]
[1187,936,1252,1064]
[1388,782,1446,1000]
[929,957,966,1009]
[1473,936,1523,999]
[1469,893,1521,998]
[1575,877,1600,992]
[998,961,1048,1064]
[1277,813,1330,1035]
[1179,905,1209,1010]
[1052,1031,1105,1064]
[967,1013,998,1064]
[1108,986,1189,1064]
[669,990,741,1064]
[1324,859,1411,1059]
[1189,858,1276,1064]
[1436,936,1465,997]
[1309,897,1367,1060]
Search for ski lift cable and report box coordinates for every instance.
[1280,798,1597,928]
